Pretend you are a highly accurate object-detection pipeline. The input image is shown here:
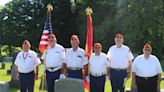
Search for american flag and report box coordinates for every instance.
[39,11,53,53]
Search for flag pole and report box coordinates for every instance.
[85,7,93,74]
[84,7,93,92]
[41,4,53,92]
[41,49,47,92]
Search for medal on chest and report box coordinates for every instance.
[23,53,28,62]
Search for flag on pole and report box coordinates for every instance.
[84,7,93,92]
[85,7,93,59]
[39,4,53,53]
[39,4,53,92]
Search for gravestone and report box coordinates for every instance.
[11,50,19,65]
[7,50,18,74]
[9,64,18,87]
[0,82,9,92]
[7,66,12,74]
[8,50,20,87]
[1,62,5,69]
[55,78,84,92]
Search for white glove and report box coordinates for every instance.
[86,75,90,83]
[59,74,66,79]
[42,65,46,72]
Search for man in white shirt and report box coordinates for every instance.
[15,40,41,92]
[89,43,110,92]
[42,34,65,92]
[132,43,163,92]
[63,35,88,79]
[107,34,134,92]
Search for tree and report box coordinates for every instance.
[0,0,81,54]
[126,0,164,59]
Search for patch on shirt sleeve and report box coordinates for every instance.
[77,55,82,58]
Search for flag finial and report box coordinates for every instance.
[85,7,93,15]
[47,4,53,11]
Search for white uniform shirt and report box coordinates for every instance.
[15,50,41,73]
[132,54,163,77]
[64,47,88,68]
[89,53,110,74]
[107,45,134,69]
[42,44,65,68]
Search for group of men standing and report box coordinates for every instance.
[14,33,163,92]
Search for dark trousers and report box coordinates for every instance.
[46,69,61,92]
[90,74,106,92]
[136,75,158,92]
[110,69,127,92]
[67,69,83,79]
[19,71,35,92]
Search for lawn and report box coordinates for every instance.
[0,62,164,92]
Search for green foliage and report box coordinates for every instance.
[0,0,164,59]
[77,0,164,59]
[53,0,80,48]
[0,0,80,50]
[126,0,164,59]
[0,45,21,56]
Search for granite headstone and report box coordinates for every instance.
[0,82,9,92]
[55,78,84,92]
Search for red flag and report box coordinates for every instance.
[39,10,53,53]
[84,7,93,92]
[84,79,90,90]
[85,9,93,59]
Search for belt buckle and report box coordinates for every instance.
[48,69,52,72]
[69,67,81,70]
[91,72,105,77]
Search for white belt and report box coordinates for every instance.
[46,66,61,72]
[90,72,106,77]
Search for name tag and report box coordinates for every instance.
[28,56,33,58]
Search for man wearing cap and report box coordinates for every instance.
[15,40,41,92]
[107,34,134,92]
[41,34,65,92]
[132,43,163,92]
[89,43,110,92]
[63,35,88,79]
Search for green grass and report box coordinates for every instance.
[0,62,164,92]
